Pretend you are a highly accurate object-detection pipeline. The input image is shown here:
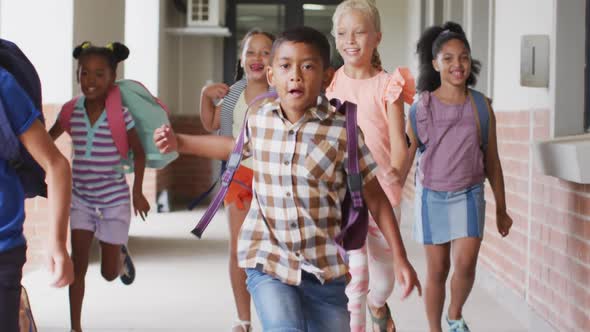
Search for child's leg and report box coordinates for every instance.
[301,272,350,332]
[0,245,26,331]
[227,201,252,331]
[345,246,369,332]
[69,229,94,332]
[366,213,396,331]
[94,203,132,281]
[424,243,451,332]
[448,238,481,321]
[245,268,305,331]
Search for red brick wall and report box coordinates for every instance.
[402,109,590,332]
[156,114,216,207]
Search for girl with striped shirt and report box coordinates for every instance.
[49,41,150,332]
[198,28,274,332]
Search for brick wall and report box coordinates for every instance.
[402,110,590,332]
[156,114,216,208]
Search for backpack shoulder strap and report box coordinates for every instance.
[409,101,425,153]
[105,85,129,159]
[469,89,491,152]
[0,96,19,160]
[343,100,363,209]
[192,90,268,238]
[58,96,81,134]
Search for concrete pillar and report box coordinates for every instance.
[0,0,74,104]
[72,0,125,95]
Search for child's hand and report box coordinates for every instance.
[394,258,422,299]
[496,210,512,237]
[202,83,229,102]
[154,125,178,153]
[133,192,150,221]
[380,166,402,186]
[46,244,74,288]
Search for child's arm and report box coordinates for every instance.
[387,98,409,185]
[484,106,512,237]
[154,124,234,160]
[363,178,422,299]
[48,120,64,141]
[200,83,229,132]
[19,120,74,288]
[127,128,150,220]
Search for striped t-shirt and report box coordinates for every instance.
[69,106,134,208]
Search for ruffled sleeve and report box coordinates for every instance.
[383,67,416,105]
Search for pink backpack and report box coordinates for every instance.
[59,80,177,169]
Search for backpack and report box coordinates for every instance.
[191,95,369,252]
[0,38,47,198]
[59,79,178,171]
[19,286,37,332]
[409,88,491,154]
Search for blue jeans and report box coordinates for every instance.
[245,268,350,332]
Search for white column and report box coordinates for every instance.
[0,0,74,104]
[72,0,125,95]
[125,0,160,95]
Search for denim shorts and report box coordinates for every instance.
[246,268,350,332]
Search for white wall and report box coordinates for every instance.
[125,0,160,95]
[492,0,553,112]
[157,0,223,115]
[0,0,73,104]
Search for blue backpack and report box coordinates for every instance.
[409,89,491,153]
[0,38,47,198]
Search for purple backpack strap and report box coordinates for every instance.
[191,91,278,238]
[331,100,366,249]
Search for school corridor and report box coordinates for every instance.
[5,0,589,331]
[22,208,548,332]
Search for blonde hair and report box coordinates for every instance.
[331,0,382,70]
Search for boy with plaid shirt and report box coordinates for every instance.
[154,26,421,332]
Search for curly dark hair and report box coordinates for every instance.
[416,21,481,92]
[73,41,129,74]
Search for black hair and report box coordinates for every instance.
[416,21,481,92]
[235,28,275,81]
[271,26,331,69]
[73,41,129,74]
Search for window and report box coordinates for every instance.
[223,0,342,84]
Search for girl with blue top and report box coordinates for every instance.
[406,22,513,332]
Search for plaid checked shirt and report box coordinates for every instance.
[237,98,378,285]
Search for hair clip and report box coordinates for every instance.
[81,42,92,49]
[106,43,114,51]
[440,29,450,36]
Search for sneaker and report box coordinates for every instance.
[119,245,135,285]
[447,316,470,332]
